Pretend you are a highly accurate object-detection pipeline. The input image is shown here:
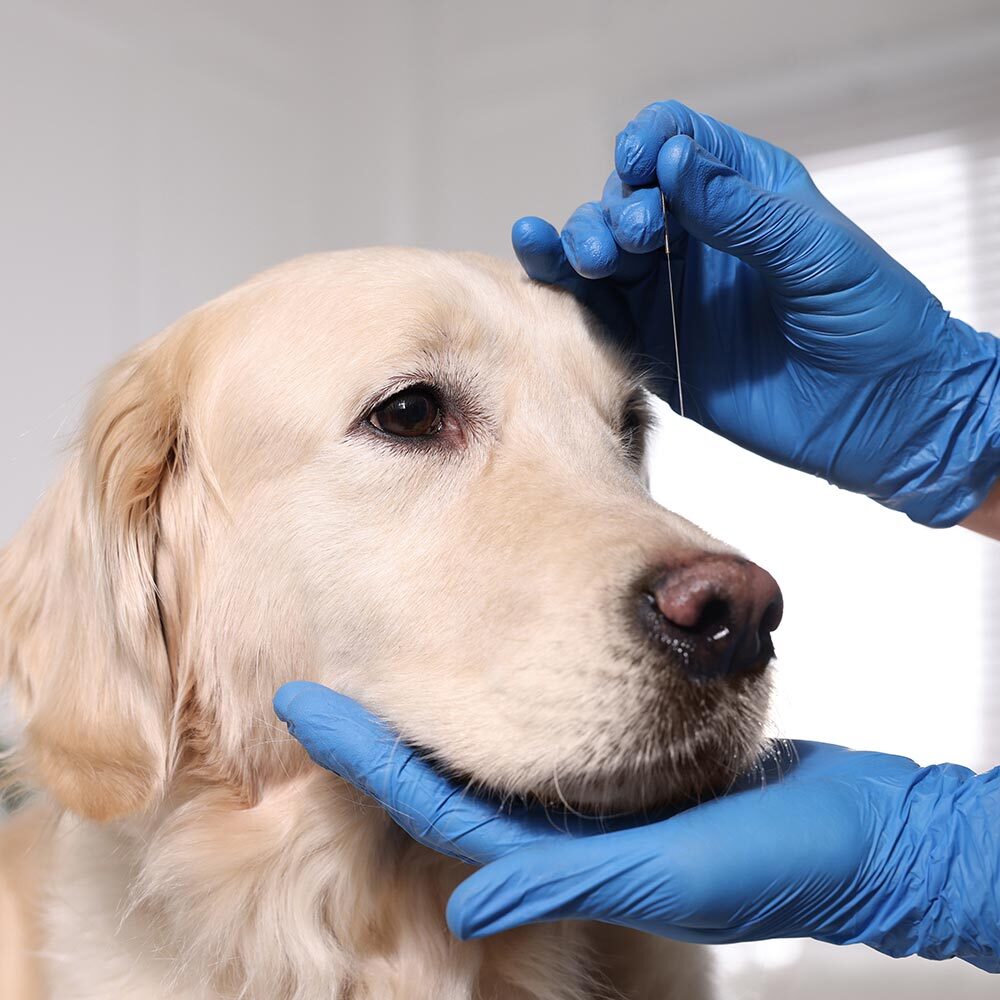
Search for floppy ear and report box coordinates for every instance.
[0,340,186,821]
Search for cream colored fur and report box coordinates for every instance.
[0,248,770,998]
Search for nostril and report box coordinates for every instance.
[694,596,731,635]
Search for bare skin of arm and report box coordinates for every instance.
[961,479,1000,541]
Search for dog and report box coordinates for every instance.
[0,248,782,999]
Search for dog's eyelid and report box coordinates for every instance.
[352,372,496,455]
[364,382,445,440]
[358,375,441,419]
[359,367,492,427]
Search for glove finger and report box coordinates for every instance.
[512,216,577,286]
[600,172,665,254]
[657,134,827,294]
[445,825,780,944]
[445,820,766,943]
[615,99,786,190]
[446,827,664,939]
[561,201,620,279]
[274,682,525,863]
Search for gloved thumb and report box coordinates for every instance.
[445,823,710,942]
[657,134,826,291]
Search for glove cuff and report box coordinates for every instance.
[860,764,1000,970]
[880,317,1000,528]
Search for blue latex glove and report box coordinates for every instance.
[512,100,1000,527]
[274,681,1000,972]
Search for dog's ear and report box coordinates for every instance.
[0,339,189,821]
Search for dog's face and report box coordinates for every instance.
[1,248,778,821]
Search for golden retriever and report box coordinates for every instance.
[0,248,781,999]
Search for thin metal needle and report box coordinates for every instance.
[662,190,684,418]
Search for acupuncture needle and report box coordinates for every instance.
[661,190,684,418]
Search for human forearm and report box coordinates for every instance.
[962,478,1000,541]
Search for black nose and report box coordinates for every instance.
[638,554,783,679]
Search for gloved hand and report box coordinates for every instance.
[513,100,1000,527]
[274,681,1000,972]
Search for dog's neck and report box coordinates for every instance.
[38,772,603,1000]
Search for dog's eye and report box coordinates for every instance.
[369,386,443,438]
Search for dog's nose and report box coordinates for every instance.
[640,554,783,679]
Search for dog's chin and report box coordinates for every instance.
[519,666,774,813]
[519,736,766,814]
[426,719,769,817]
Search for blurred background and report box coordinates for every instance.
[1,1,998,995]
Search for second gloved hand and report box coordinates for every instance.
[274,681,1000,972]
[513,101,1000,527]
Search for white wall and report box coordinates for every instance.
[0,0,418,537]
[2,1,999,994]
[4,0,1000,536]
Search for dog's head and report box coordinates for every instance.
[0,248,780,821]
